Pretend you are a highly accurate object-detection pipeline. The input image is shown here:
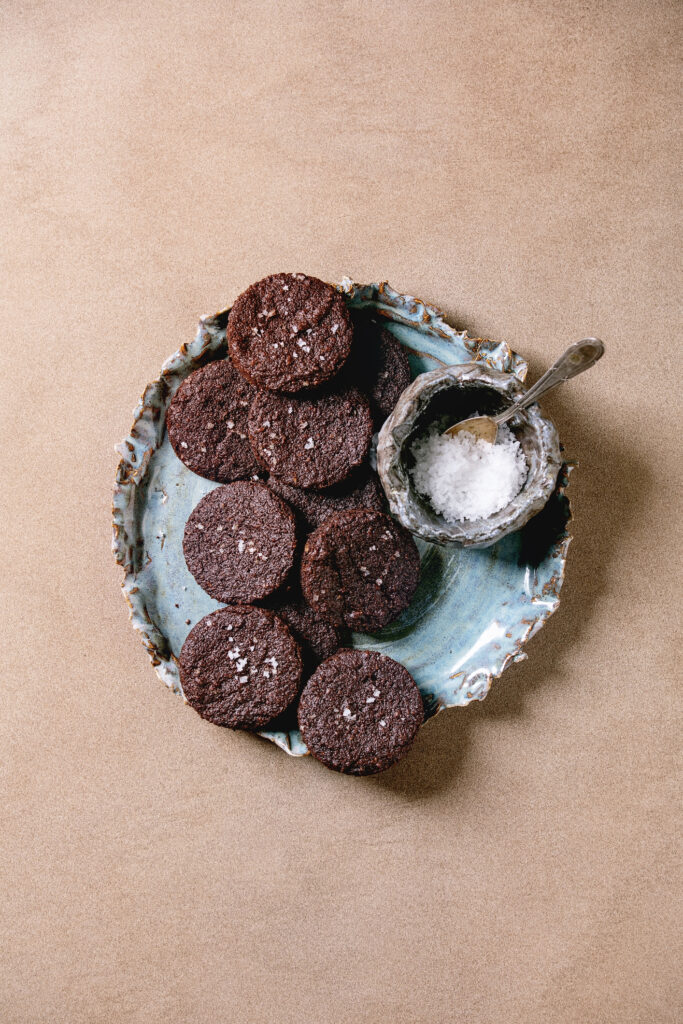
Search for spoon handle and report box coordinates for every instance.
[494,337,604,425]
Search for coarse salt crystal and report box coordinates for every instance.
[304,437,315,450]
[411,423,527,522]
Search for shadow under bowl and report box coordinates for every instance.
[377,363,562,548]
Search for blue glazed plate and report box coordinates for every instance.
[112,281,572,756]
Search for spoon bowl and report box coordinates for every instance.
[445,415,498,443]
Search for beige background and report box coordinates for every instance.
[2,1,681,1022]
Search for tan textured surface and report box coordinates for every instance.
[1,2,680,1022]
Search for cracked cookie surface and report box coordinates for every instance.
[300,509,420,631]
[183,481,296,603]
[228,273,352,392]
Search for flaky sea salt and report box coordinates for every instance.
[411,424,527,522]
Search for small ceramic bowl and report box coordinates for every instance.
[377,362,562,548]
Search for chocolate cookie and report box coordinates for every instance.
[248,387,373,489]
[266,589,345,674]
[367,328,412,421]
[183,481,296,603]
[267,468,385,533]
[166,358,260,482]
[346,311,411,423]
[227,273,353,392]
[297,649,424,774]
[179,606,302,729]
[300,509,420,632]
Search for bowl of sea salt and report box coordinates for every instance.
[377,363,562,547]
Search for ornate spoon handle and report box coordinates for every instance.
[494,337,604,425]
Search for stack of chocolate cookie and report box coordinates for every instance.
[169,273,423,775]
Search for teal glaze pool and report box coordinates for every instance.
[113,281,571,756]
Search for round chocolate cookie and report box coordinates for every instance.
[297,649,424,775]
[267,468,385,533]
[180,606,302,729]
[183,481,296,603]
[368,328,412,421]
[300,509,421,632]
[248,387,373,489]
[346,311,412,423]
[166,358,260,482]
[227,273,353,392]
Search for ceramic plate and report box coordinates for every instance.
[112,280,572,756]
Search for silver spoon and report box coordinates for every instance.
[443,337,605,443]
